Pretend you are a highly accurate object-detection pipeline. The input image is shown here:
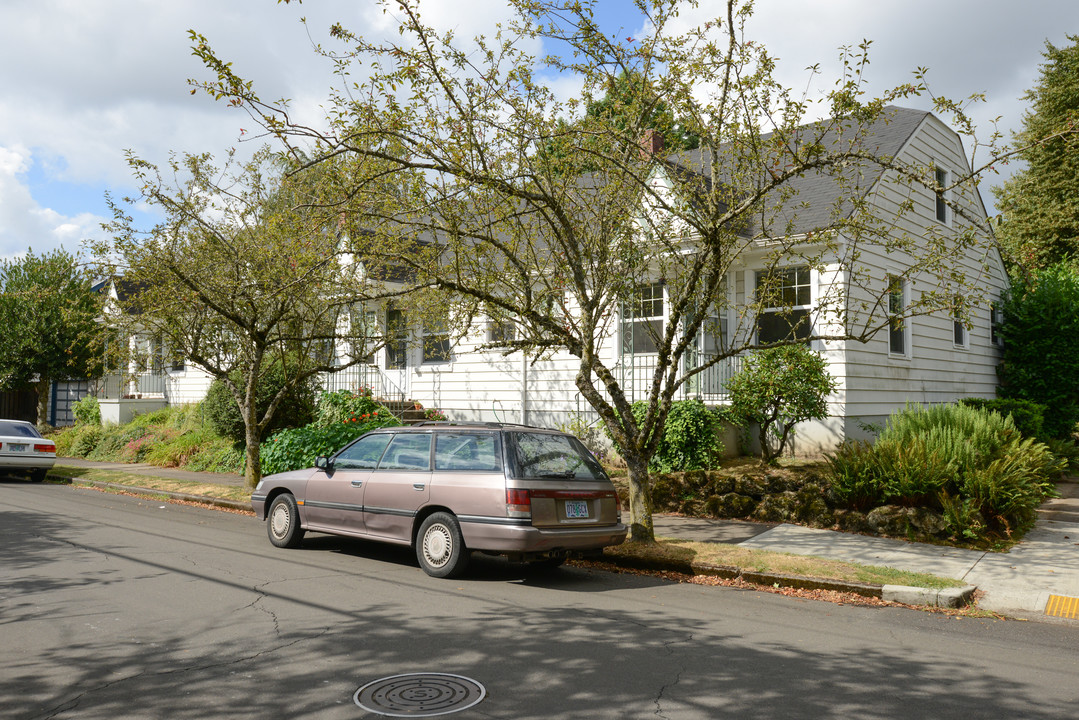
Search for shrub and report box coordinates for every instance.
[606,399,724,473]
[997,264,1079,438]
[69,425,103,458]
[202,363,318,445]
[313,389,389,427]
[827,403,1062,540]
[184,438,244,474]
[261,415,402,475]
[724,344,838,463]
[144,427,218,468]
[653,399,725,472]
[958,397,1047,442]
[72,396,101,426]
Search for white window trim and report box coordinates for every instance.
[952,301,969,350]
[934,165,951,227]
[887,275,911,359]
[990,302,1004,348]
[621,282,666,356]
[421,318,451,365]
[754,265,813,345]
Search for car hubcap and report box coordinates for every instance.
[271,505,290,538]
[423,524,452,567]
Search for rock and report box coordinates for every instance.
[704,493,757,518]
[753,492,797,522]
[794,483,834,526]
[833,509,869,533]
[650,473,680,510]
[732,476,765,499]
[705,471,734,495]
[908,507,948,537]
[866,505,911,536]
[683,469,708,490]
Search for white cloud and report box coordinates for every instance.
[0,145,107,260]
[1,0,1077,258]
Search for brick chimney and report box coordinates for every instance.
[639,129,665,160]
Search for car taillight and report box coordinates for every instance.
[506,488,531,518]
[34,443,55,453]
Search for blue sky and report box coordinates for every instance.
[2,0,1078,263]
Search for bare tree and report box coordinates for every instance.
[95,148,399,487]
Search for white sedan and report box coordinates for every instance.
[0,419,55,482]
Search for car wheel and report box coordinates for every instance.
[416,512,469,578]
[267,494,305,549]
[29,468,47,483]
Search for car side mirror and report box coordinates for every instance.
[315,455,334,474]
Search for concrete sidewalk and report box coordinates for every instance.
[658,483,1079,620]
[52,459,1079,621]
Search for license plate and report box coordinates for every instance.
[9,443,27,452]
[565,500,589,519]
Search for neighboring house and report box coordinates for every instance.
[65,107,1006,456]
[50,279,216,425]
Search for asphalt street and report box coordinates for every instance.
[4,481,1079,719]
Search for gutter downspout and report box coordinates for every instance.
[520,351,529,426]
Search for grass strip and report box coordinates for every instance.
[605,538,966,590]
[49,465,251,503]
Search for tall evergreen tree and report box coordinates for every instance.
[994,35,1079,270]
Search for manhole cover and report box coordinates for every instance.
[354,673,486,717]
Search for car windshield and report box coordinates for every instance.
[0,421,40,438]
[507,432,604,480]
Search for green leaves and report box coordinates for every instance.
[724,344,837,463]
[993,35,1079,270]
[998,264,1079,438]
[0,249,105,416]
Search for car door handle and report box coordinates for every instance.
[351,480,363,488]
[413,483,426,491]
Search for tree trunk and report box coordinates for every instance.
[35,376,50,427]
[243,422,262,489]
[624,453,655,543]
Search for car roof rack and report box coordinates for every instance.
[410,421,554,430]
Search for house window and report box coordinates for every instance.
[756,266,812,344]
[170,351,185,372]
[887,275,908,356]
[422,316,451,364]
[934,166,949,224]
[952,297,967,348]
[622,283,665,354]
[386,306,408,368]
[151,336,165,373]
[991,302,1004,347]
[487,319,516,344]
[350,304,379,364]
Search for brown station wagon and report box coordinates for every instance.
[250,423,627,578]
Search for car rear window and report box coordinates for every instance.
[434,433,502,472]
[507,432,604,480]
[0,421,40,438]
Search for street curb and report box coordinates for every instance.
[52,475,253,514]
[882,584,978,609]
[601,554,974,607]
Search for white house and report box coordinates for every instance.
[320,106,1006,455]
[75,107,1006,457]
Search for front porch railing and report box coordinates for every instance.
[91,371,168,400]
[318,364,406,404]
[615,353,743,404]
